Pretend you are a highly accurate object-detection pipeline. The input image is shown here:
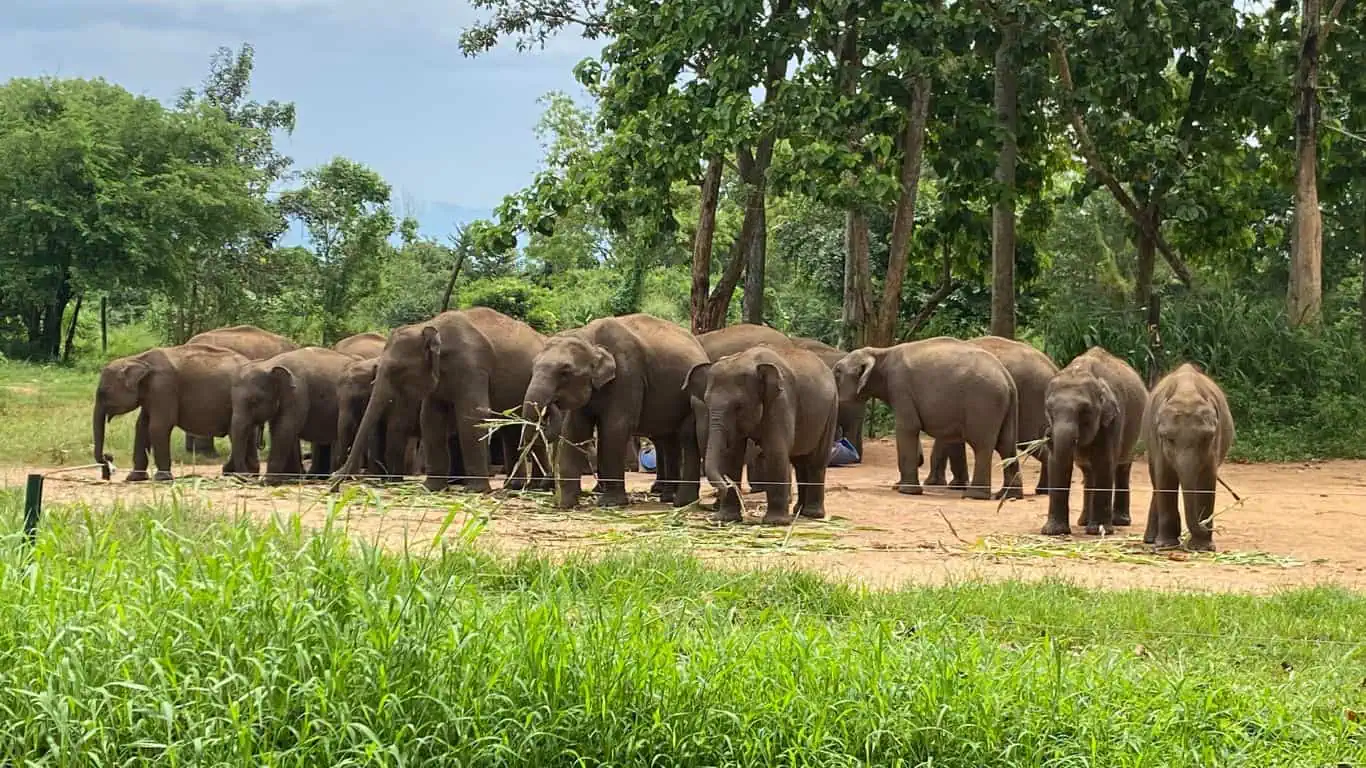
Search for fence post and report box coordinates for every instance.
[23,473,44,547]
[1145,293,1163,388]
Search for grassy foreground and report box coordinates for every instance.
[2,492,1364,765]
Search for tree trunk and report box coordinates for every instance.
[42,275,73,360]
[63,293,83,362]
[842,211,873,350]
[1359,193,1366,341]
[1289,0,1323,327]
[440,249,468,311]
[1134,204,1159,314]
[100,295,108,355]
[990,22,1019,340]
[701,184,758,331]
[868,74,934,347]
[691,157,724,334]
[741,196,767,325]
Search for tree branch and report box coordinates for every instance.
[902,242,954,341]
[1322,0,1350,45]
[1050,38,1193,287]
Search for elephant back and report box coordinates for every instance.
[698,323,791,361]
[189,325,298,361]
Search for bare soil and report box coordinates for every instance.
[7,438,1366,595]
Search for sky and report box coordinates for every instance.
[1,0,600,240]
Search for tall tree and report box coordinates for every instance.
[277,157,396,344]
[991,18,1020,339]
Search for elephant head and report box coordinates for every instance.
[1153,390,1220,480]
[92,354,154,469]
[831,348,882,403]
[522,335,616,423]
[1044,367,1120,471]
[683,354,779,491]
[227,362,295,473]
[335,322,443,478]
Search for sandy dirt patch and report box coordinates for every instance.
[6,438,1365,595]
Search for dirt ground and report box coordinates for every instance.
[6,437,1366,595]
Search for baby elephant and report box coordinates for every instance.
[1142,363,1234,551]
[684,344,839,525]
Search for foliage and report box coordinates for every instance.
[3,498,1366,763]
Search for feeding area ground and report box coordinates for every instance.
[11,437,1365,596]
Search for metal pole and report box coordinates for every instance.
[23,473,43,547]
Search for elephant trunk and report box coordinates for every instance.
[227,410,256,475]
[703,408,731,491]
[92,397,110,469]
[337,376,393,478]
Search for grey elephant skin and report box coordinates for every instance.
[522,313,705,509]
[685,344,838,525]
[333,331,387,360]
[1141,363,1234,551]
[334,307,550,493]
[1041,346,1148,536]
[93,343,248,482]
[227,347,354,485]
[696,324,866,491]
[183,324,298,456]
[927,335,1060,494]
[833,337,1023,500]
[335,356,419,480]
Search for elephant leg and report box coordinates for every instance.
[744,441,766,494]
[420,400,455,492]
[1034,446,1051,496]
[307,443,333,478]
[1042,451,1075,537]
[593,417,632,507]
[963,439,996,501]
[892,411,924,495]
[991,436,1025,502]
[948,443,970,490]
[1182,473,1217,552]
[264,422,303,486]
[674,413,701,508]
[185,432,219,459]
[760,449,794,525]
[655,435,679,503]
[1112,461,1133,526]
[1146,460,1181,548]
[794,452,828,520]
[925,439,950,486]
[553,412,592,508]
[148,412,175,482]
[1077,465,1094,528]
[454,396,493,494]
[1084,460,1116,536]
[126,410,152,482]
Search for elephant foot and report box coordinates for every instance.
[1151,536,1181,550]
[1084,523,1115,536]
[924,473,946,487]
[1040,518,1071,536]
[659,487,677,504]
[672,485,700,507]
[991,486,1025,501]
[596,489,629,508]
[948,477,969,491]
[963,486,992,501]
[1113,514,1132,527]
[894,481,924,495]
[797,504,827,520]
[152,470,174,482]
[463,479,493,494]
[125,470,150,483]
[711,507,743,523]
[262,474,291,487]
[761,511,795,526]
[503,476,528,491]
[423,476,449,493]
[1033,486,1048,496]
[648,480,667,496]
[1186,538,1216,553]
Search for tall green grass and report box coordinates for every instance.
[2,492,1364,764]
[1044,291,1366,461]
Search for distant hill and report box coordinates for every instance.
[276,200,494,247]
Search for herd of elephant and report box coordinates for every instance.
[91,308,1234,551]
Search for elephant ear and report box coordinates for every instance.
[421,326,442,385]
[756,361,784,404]
[1097,379,1120,427]
[120,360,152,392]
[682,362,711,400]
[590,345,616,389]
[269,365,297,394]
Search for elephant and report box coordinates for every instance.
[521,313,706,509]
[787,336,868,461]
[685,344,838,525]
[93,343,248,482]
[227,347,354,484]
[333,307,551,493]
[333,331,387,359]
[183,324,298,457]
[1040,346,1148,537]
[832,337,1023,500]
[335,357,420,478]
[696,323,795,491]
[926,336,1060,494]
[1142,363,1234,551]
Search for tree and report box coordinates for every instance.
[278,157,396,344]
[0,76,272,359]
